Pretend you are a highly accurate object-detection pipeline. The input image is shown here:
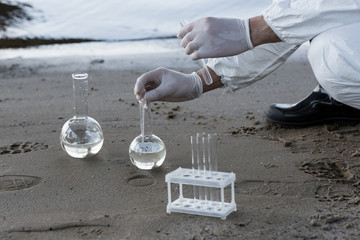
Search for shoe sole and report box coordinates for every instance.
[266,116,360,127]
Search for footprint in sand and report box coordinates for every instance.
[0,142,48,155]
[299,158,347,180]
[126,174,155,187]
[0,175,44,191]
[315,183,360,205]
[300,158,360,205]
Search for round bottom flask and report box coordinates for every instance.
[129,101,166,170]
[60,73,104,158]
[61,116,104,158]
[129,134,166,170]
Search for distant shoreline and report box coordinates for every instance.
[0,1,179,49]
[1,2,94,49]
[0,2,94,49]
[0,2,178,49]
[0,35,178,49]
[0,37,96,49]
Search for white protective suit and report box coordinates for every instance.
[207,0,360,109]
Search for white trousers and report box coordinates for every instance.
[308,21,360,109]
[208,21,360,109]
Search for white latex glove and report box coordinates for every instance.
[178,17,253,60]
[134,67,203,102]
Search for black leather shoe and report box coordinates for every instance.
[266,85,360,126]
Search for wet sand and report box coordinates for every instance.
[0,44,359,239]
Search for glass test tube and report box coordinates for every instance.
[208,133,219,202]
[191,133,220,204]
[196,133,205,202]
[202,134,209,204]
[190,135,198,201]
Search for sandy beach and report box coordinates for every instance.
[0,41,359,239]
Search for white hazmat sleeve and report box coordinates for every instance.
[207,42,298,93]
[262,0,360,45]
[207,0,360,93]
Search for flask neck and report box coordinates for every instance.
[140,101,152,137]
[72,73,89,119]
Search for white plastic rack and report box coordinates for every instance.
[165,167,236,220]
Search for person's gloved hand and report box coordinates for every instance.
[178,17,253,60]
[134,67,203,102]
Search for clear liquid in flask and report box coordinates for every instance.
[60,73,104,158]
[129,134,166,170]
[61,116,104,158]
[129,101,166,170]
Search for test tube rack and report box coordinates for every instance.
[165,132,236,220]
[166,167,236,220]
